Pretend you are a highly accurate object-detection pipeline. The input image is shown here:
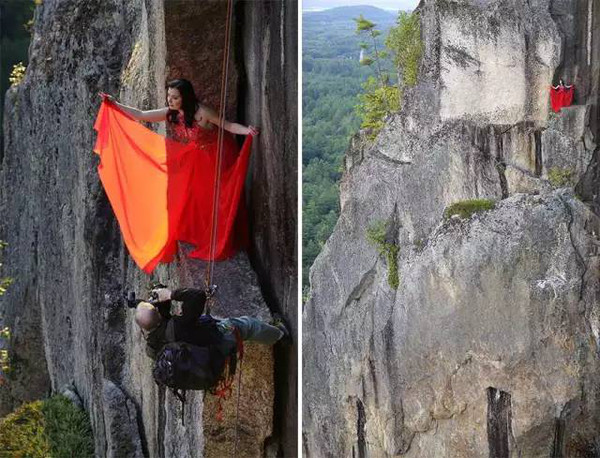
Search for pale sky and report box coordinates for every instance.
[302,0,420,12]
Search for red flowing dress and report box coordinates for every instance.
[550,85,575,112]
[93,101,251,273]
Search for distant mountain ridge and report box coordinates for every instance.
[304,5,396,24]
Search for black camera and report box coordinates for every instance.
[124,290,157,308]
[124,291,140,308]
[124,284,167,308]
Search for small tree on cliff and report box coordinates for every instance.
[355,11,423,137]
[355,15,388,87]
[354,15,398,135]
[385,11,423,91]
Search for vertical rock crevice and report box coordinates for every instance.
[534,130,543,177]
[239,1,298,456]
[356,398,367,458]
[551,414,566,458]
[487,387,512,458]
[496,159,509,199]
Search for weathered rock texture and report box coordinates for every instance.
[240,2,299,456]
[304,0,600,456]
[0,0,297,457]
[164,1,238,120]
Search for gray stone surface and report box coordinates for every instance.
[304,0,600,456]
[61,382,84,409]
[0,0,296,457]
[436,0,560,124]
[306,191,600,457]
[102,379,144,458]
[542,106,595,181]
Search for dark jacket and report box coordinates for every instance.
[145,288,207,359]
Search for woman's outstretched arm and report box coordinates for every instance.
[101,94,168,122]
[199,105,259,136]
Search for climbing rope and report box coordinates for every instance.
[205,0,234,295]
[199,1,246,455]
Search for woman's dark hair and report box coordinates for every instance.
[166,79,199,128]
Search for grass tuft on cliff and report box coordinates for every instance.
[366,220,400,289]
[0,395,94,457]
[42,395,94,457]
[444,199,496,220]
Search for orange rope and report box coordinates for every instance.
[205,0,234,290]
[199,5,245,456]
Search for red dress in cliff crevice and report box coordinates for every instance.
[93,101,251,273]
[550,84,575,112]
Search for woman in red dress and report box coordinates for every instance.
[97,79,257,271]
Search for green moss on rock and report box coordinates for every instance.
[444,199,495,219]
[366,220,400,290]
[548,167,576,188]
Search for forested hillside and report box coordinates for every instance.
[0,1,34,153]
[302,5,395,289]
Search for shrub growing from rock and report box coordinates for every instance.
[8,63,26,86]
[548,167,576,188]
[0,401,49,457]
[0,395,94,457]
[386,11,423,88]
[355,11,423,138]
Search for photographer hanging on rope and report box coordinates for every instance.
[128,286,289,394]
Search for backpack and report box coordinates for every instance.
[152,315,232,392]
[152,315,244,424]
[153,342,226,391]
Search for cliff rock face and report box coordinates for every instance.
[304,0,600,456]
[0,1,297,457]
[240,2,299,455]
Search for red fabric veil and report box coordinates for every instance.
[93,100,251,273]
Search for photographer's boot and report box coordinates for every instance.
[270,313,291,344]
